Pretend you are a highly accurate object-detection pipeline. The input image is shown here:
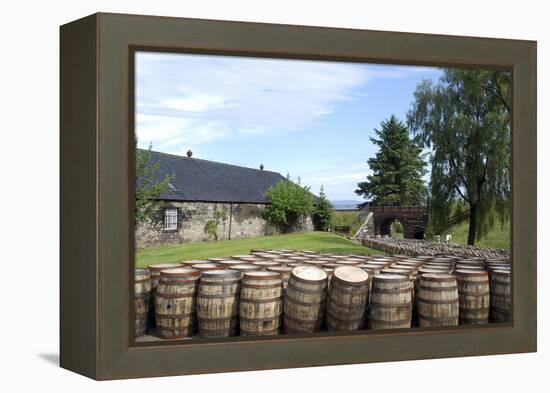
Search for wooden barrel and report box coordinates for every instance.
[148,263,184,289]
[323,268,335,285]
[197,269,241,337]
[154,268,200,339]
[490,270,511,322]
[267,265,293,288]
[417,274,459,327]
[369,274,412,329]
[192,262,222,271]
[327,266,369,331]
[231,264,262,273]
[134,268,151,337]
[216,259,247,267]
[232,254,256,261]
[147,263,183,328]
[239,271,283,336]
[251,260,281,269]
[283,266,328,333]
[455,269,490,324]
[208,257,232,263]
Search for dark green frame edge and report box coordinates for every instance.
[60,12,537,380]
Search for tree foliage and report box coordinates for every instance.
[356,115,427,207]
[204,209,228,241]
[135,140,173,225]
[264,178,314,232]
[313,186,333,231]
[407,69,511,245]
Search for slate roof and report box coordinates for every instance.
[141,150,290,204]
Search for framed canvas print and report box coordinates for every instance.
[60,12,537,380]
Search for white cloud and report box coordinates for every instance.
[297,162,372,201]
[135,52,431,152]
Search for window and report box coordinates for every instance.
[163,208,178,231]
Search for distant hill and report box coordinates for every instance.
[331,200,362,210]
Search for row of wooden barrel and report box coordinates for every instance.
[361,237,510,259]
[134,251,511,338]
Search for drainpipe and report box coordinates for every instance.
[228,202,233,240]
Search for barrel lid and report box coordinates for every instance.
[268,258,289,264]
[191,263,221,270]
[392,264,417,271]
[304,260,328,266]
[382,268,412,276]
[289,256,311,261]
[148,263,183,271]
[356,263,380,270]
[267,265,293,272]
[252,260,281,266]
[207,257,232,262]
[333,266,369,284]
[421,273,455,282]
[373,273,409,282]
[455,269,488,277]
[217,260,246,266]
[418,267,447,275]
[181,259,209,265]
[371,258,394,262]
[160,267,200,277]
[291,265,327,282]
[201,269,240,278]
[230,264,261,271]
[336,260,361,265]
[287,262,307,267]
[367,261,392,266]
[243,270,281,280]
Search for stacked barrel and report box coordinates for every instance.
[132,249,511,339]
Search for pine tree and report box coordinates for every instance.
[313,186,333,231]
[356,115,427,207]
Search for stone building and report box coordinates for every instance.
[136,151,314,248]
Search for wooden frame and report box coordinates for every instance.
[60,12,537,380]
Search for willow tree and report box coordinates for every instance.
[408,69,511,245]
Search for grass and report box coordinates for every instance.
[330,210,364,236]
[136,231,378,268]
[445,219,510,249]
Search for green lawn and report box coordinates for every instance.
[136,231,378,267]
[331,210,364,236]
[446,219,510,249]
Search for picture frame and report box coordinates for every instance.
[60,12,537,380]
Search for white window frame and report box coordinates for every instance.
[163,208,178,231]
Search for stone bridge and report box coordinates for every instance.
[353,206,429,240]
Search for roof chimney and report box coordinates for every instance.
[260,163,264,170]
[187,149,193,158]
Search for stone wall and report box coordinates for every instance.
[135,200,314,248]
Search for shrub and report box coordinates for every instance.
[264,179,313,232]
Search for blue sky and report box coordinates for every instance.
[135,52,442,202]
